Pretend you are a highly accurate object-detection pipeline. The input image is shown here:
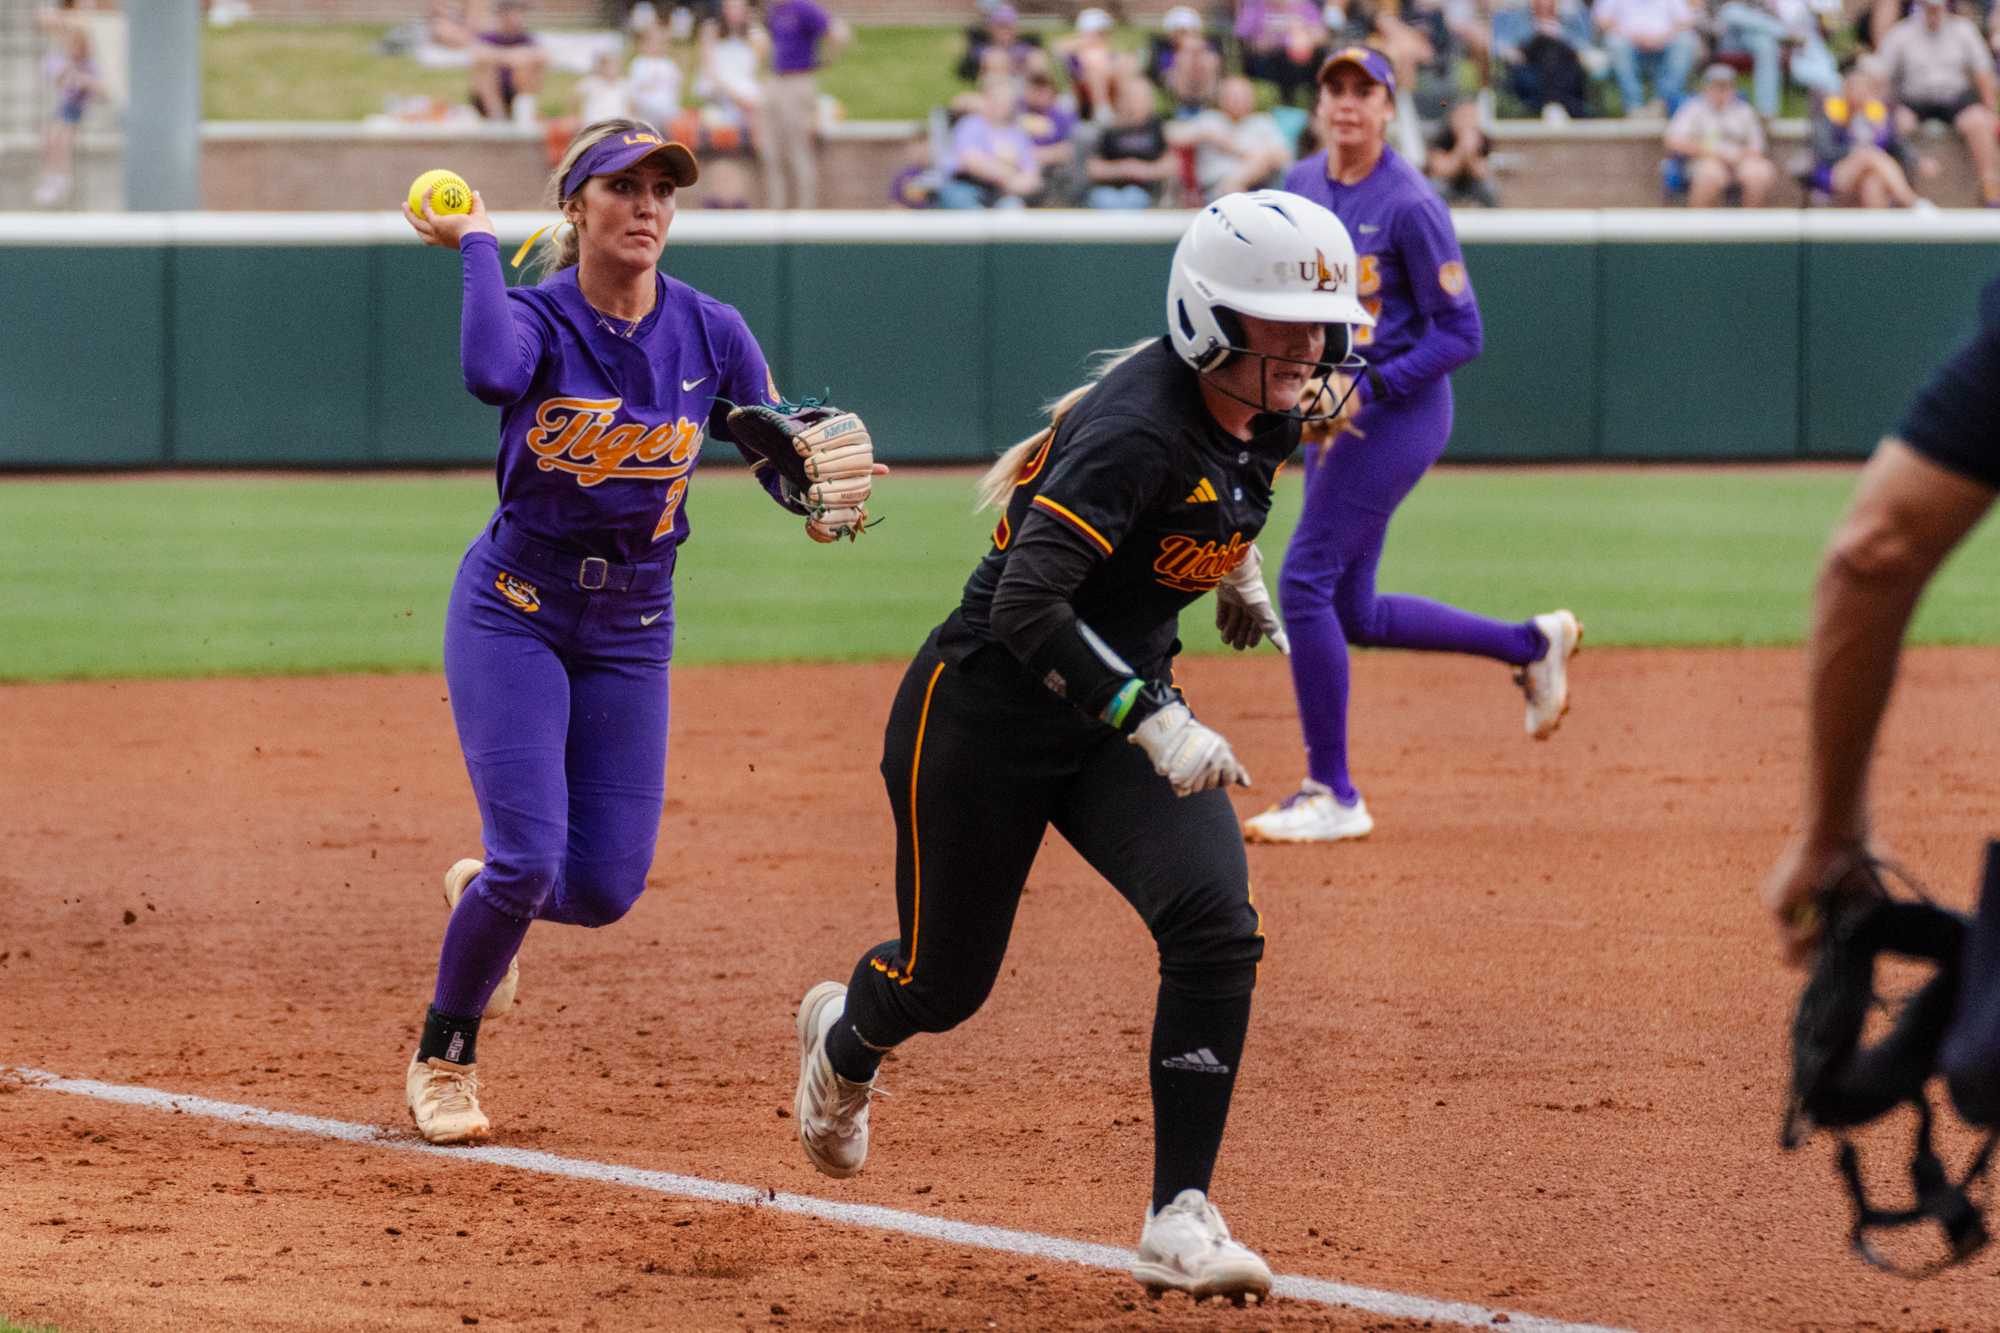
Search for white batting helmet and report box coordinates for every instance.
[1166,190,1375,373]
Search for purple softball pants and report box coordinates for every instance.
[1277,377,1543,803]
[429,523,676,1017]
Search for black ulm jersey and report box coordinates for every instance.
[945,338,1303,682]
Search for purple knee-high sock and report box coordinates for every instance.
[1369,595,1544,663]
[1286,603,1546,802]
[1284,607,1360,802]
[432,887,531,1018]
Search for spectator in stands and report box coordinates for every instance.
[471,0,549,122]
[425,1,477,50]
[1595,0,1700,114]
[957,3,1043,84]
[1809,59,1936,205]
[32,6,99,208]
[576,49,634,123]
[1056,7,1120,121]
[1874,0,2000,207]
[1427,97,1499,204]
[627,22,686,129]
[1715,0,1841,117]
[763,0,849,208]
[1018,66,1086,203]
[1166,74,1293,199]
[694,0,775,206]
[1154,6,1223,114]
[1237,0,1331,106]
[1085,71,1178,206]
[1664,61,1778,204]
[1493,0,1597,119]
[937,75,1044,208]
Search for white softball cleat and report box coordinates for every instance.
[406,1054,491,1145]
[1518,609,1583,740]
[1132,1189,1272,1303]
[794,981,874,1178]
[442,858,519,1018]
[1242,781,1373,844]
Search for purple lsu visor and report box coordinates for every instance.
[1317,45,1397,95]
[560,129,700,199]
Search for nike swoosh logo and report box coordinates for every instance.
[640,610,665,626]
[1357,224,1380,234]
[681,376,709,392]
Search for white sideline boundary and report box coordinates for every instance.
[8,1067,1636,1333]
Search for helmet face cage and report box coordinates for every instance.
[1200,308,1370,424]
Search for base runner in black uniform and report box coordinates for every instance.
[790,191,1376,1302]
[1763,274,2000,1131]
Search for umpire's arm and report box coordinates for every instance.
[1762,439,1995,963]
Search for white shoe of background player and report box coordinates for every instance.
[1243,781,1373,844]
[1518,610,1583,740]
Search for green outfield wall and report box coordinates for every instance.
[2,212,1994,469]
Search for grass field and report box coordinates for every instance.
[204,22,986,123]
[3,466,1997,683]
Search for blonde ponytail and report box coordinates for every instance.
[975,339,1155,511]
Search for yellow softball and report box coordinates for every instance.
[408,168,473,217]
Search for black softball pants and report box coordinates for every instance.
[839,629,1266,1209]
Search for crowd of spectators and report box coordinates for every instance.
[912,0,2000,212]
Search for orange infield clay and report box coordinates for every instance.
[4,649,2000,1333]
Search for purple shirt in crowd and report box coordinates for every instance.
[1020,100,1078,148]
[1235,0,1321,48]
[945,113,1036,177]
[1281,146,1484,401]
[766,0,831,74]
[456,232,789,564]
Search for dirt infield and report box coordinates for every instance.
[4,648,1999,1332]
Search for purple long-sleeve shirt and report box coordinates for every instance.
[1281,147,1484,406]
[457,232,794,564]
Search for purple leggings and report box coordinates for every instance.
[1277,377,1542,803]
[430,530,675,1017]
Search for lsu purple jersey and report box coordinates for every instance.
[1281,147,1474,366]
[466,235,780,564]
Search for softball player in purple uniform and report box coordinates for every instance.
[791,192,1372,1302]
[399,119,875,1144]
[1244,46,1582,845]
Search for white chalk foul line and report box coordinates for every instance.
[9,1067,1636,1333]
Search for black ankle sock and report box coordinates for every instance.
[418,1005,482,1066]
[1149,987,1252,1213]
[825,1013,884,1084]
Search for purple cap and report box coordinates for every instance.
[990,3,1019,23]
[1318,44,1396,94]
[560,127,699,199]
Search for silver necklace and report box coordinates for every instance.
[592,307,646,339]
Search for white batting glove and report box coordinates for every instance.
[1128,702,1251,797]
[1214,543,1289,654]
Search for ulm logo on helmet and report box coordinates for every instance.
[1302,250,1347,293]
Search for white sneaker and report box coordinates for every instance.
[794,981,874,1178]
[1242,781,1372,844]
[1517,610,1583,740]
[1132,1189,1272,1302]
[31,174,67,207]
[406,1054,491,1144]
[442,858,518,1018]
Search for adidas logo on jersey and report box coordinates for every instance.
[1184,478,1219,504]
[1160,1047,1231,1074]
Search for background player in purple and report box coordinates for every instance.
[1244,46,1583,846]
[789,192,1371,1303]
[398,118,877,1145]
